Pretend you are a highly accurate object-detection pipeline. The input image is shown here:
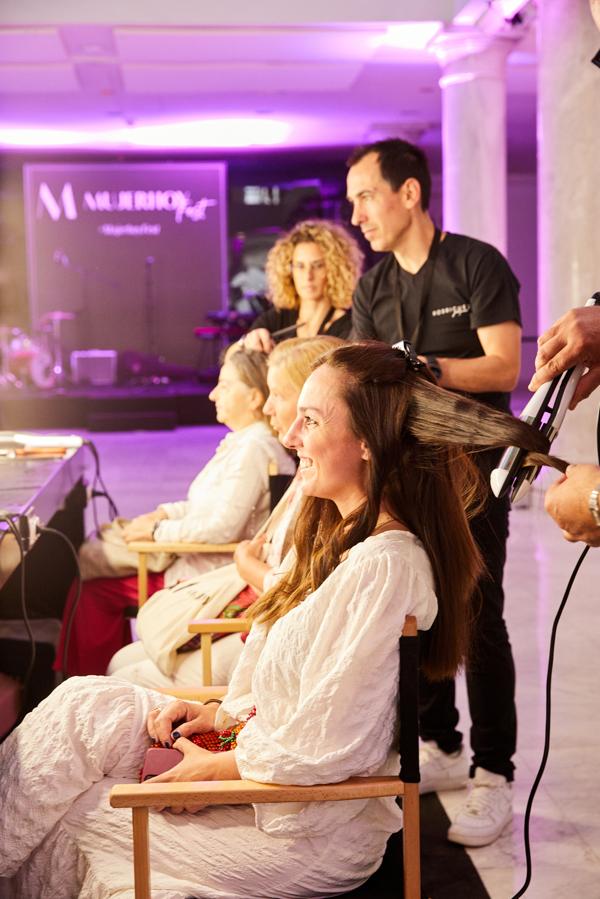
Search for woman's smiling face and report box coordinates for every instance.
[284,364,369,517]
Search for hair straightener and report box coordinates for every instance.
[491,293,600,503]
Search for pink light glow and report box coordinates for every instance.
[0,127,97,148]
[0,117,292,150]
[123,117,292,148]
[383,22,443,50]
[497,0,530,19]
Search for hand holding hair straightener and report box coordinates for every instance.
[491,293,600,503]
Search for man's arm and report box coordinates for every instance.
[436,321,521,393]
[545,464,600,547]
[528,307,600,407]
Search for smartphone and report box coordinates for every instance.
[140,746,183,781]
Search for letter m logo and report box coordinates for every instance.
[37,182,78,221]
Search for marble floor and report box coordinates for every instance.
[69,426,600,898]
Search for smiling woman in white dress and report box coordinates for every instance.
[0,342,557,899]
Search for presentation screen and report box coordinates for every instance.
[23,162,227,368]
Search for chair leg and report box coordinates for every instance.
[201,633,213,686]
[402,784,421,899]
[138,555,149,607]
[132,807,151,899]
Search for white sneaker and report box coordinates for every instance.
[447,766,513,847]
[419,740,469,794]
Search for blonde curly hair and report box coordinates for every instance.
[265,220,363,311]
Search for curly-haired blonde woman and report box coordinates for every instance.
[242,219,363,353]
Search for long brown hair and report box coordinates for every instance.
[248,342,565,680]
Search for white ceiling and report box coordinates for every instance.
[0,2,537,154]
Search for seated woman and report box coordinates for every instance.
[107,335,343,690]
[241,219,363,353]
[0,342,559,899]
[55,347,295,678]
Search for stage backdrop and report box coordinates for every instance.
[23,162,227,369]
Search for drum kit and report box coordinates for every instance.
[0,311,74,390]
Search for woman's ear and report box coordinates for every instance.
[248,387,266,415]
[360,440,371,462]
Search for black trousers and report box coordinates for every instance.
[419,491,516,782]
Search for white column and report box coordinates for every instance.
[433,33,513,255]
[538,0,600,462]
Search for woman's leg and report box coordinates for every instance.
[108,633,244,690]
[0,675,169,878]
[54,573,165,677]
[106,638,150,674]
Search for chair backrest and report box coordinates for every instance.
[398,616,420,784]
[268,472,294,511]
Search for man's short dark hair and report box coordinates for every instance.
[347,138,432,211]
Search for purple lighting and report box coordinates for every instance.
[383,22,443,50]
[123,117,292,149]
[0,118,291,150]
[0,127,96,148]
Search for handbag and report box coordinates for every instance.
[136,562,247,676]
[78,517,175,581]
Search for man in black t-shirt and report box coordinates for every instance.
[347,138,522,848]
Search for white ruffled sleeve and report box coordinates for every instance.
[236,536,437,792]
[155,434,291,544]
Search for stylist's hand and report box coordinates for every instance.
[241,328,275,354]
[545,463,600,547]
[529,307,600,407]
[147,700,218,747]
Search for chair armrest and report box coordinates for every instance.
[187,617,250,635]
[153,686,228,701]
[128,541,239,554]
[110,776,405,810]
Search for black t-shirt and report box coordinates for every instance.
[249,306,353,341]
[352,232,521,411]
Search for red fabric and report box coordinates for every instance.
[53,572,165,677]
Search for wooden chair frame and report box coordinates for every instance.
[128,541,239,606]
[186,616,249,686]
[129,463,293,606]
[109,616,421,899]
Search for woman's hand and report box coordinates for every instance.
[241,329,275,354]
[122,509,167,543]
[145,728,241,814]
[233,533,270,590]
[234,532,267,566]
[146,699,219,748]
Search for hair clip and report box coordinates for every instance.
[392,340,424,372]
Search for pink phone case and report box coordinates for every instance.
[141,746,183,781]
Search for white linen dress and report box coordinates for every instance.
[0,531,437,899]
[107,481,303,689]
[156,421,296,587]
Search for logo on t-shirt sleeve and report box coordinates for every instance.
[431,303,470,319]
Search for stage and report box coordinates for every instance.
[0,381,218,431]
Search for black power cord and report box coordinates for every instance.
[38,526,82,681]
[83,439,119,533]
[0,513,36,702]
[511,406,600,898]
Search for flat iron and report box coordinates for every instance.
[491,293,600,503]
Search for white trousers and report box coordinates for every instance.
[0,677,375,899]
[107,633,243,690]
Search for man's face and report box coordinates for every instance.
[346,152,413,254]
